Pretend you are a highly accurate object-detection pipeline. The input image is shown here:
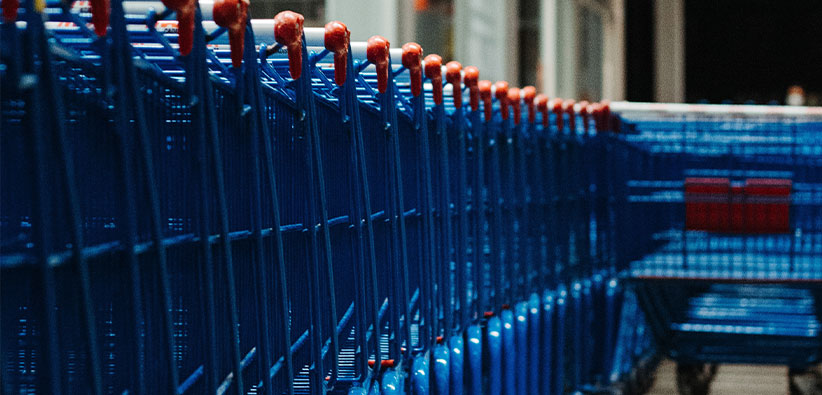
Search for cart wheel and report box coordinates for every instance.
[788,366,822,395]
[676,363,716,395]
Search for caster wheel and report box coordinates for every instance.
[676,363,716,395]
[789,366,822,395]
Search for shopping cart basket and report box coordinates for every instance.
[1,0,653,393]
[616,103,822,393]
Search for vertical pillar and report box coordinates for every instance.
[454,0,518,84]
[602,0,625,101]
[540,0,558,96]
[654,0,685,102]
[539,0,577,99]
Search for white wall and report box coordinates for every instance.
[325,0,400,44]
[541,0,625,101]
[454,0,518,84]
[325,0,626,101]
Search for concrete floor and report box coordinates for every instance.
[647,360,789,395]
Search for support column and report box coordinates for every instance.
[539,0,559,96]
[454,0,518,84]
[602,0,625,101]
[654,0,685,102]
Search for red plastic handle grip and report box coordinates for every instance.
[507,87,521,125]
[522,86,536,124]
[589,103,601,132]
[463,66,479,112]
[445,61,462,108]
[367,359,396,369]
[213,0,248,68]
[479,80,493,121]
[2,0,18,22]
[401,42,423,96]
[600,100,611,132]
[551,98,563,131]
[90,0,109,36]
[494,81,509,120]
[162,0,196,55]
[424,54,443,105]
[564,99,576,132]
[367,35,390,93]
[324,21,349,86]
[535,94,549,128]
[274,11,304,79]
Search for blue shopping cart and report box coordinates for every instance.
[0,0,709,394]
[616,102,822,394]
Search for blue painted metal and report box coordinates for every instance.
[514,302,529,395]
[465,325,483,394]
[527,294,541,395]
[554,286,567,395]
[540,291,555,394]
[381,370,404,395]
[448,336,464,395]
[500,309,517,394]
[14,1,821,394]
[411,353,430,395]
[485,316,503,395]
[432,344,450,395]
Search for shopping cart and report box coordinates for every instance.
[616,103,822,394]
[1,0,651,393]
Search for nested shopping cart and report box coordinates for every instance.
[617,103,822,394]
[3,0,652,394]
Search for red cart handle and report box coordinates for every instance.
[479,80,493,121]
[522,86,536,124]
[535,94,549,128]
[599,100,611,132]
[401,42,423,96]
[589,103,601,132]
[3,0,18,22]
[213,0,248,68]
[494,81,509,120]
[324,21,349,86]
[507,87,521,125]
[551,98,563,131]
[161,0,196,55]
[90,0,109,36]
[463,66,479,112]
[424,54,443,105]
[366,35,390,93]
[445,61,462,108]
[273,11,304,79]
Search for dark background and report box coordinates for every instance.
[626,0,822,104]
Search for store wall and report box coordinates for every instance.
[323,0,624,101]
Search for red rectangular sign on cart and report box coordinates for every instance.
[745,178,792,234]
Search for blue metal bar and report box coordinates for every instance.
[22,6,64,392]
[189,8,244,393]
[412,85,438,348]
[488,104,505,311]
[108,0,147,391]
[453,94,470,330]
[469,103,488,316]
[433,93,454,334]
